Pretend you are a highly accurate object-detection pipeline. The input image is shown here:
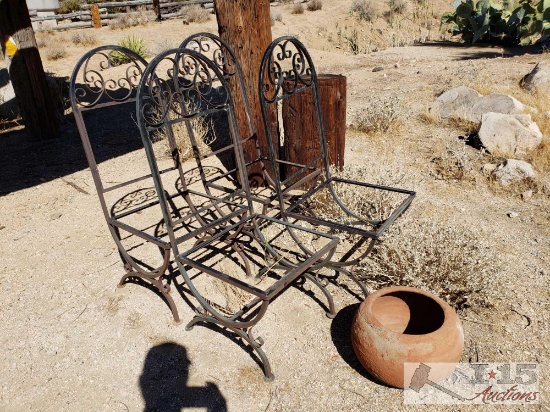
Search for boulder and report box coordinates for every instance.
[478,112,542,157]
[430,86,481,119]
[467,94,526,123]
[520,61,550,93]
[493,159,536,186]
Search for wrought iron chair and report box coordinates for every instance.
[179,32,278,213]
[258,36,416,296]
[70,46,186,323]
[135,48,339,380]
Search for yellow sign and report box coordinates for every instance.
[5,36,18,58]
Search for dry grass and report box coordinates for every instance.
[357,215,495,312]
[351,0,378,21]
[70,32,98,46]
[350,94,403,134]
[271,10,283,25]
[307,0,323,11]
[109,9,154,30]
[292,3,305,14]
[430,138,479,182]
[180,5,210,24]
[45,45,67,61]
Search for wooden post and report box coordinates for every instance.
[0,0,59,140]
[214,0,276,186]
[282,74,346,179]
[90,4,102,28]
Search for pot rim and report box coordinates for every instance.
[360,286,460,339]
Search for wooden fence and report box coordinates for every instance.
[30,0,213,30]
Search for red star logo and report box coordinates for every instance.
[488,370,497,379]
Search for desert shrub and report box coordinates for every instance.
[357,216,495,312]
[292,3,305,14]
[71,32,98,46]
[111,35,148,64]
[109,9,154,30]
[351,0,377,21]
[431,139,479,182]
[58,0,80,14]
[45,45,67,60]
[351,95,401,134]
[180,4,210,23]
[389,0,407,14]
[307,0,323,11]
[270,10,283,25]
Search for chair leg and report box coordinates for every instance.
[185,313,274,381]
[303,273,336,318]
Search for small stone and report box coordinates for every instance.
[521,190,533,201]
[50,212,62,220]
[394,63,399,68]
[507,211,519,218]
[541,269,548,276]
[372,66,384,72]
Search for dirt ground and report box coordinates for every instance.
[1,1,549,411]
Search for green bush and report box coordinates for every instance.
[441,0,550,46]
[111,35,148,64]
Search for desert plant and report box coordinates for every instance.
[58,0,80,14]
[111,35,148,64]
[431,138,479,181]
[180,4,210,23]
[351,0,377,21]
[292,3,305,14]
[109,9,154,30]
[45,45,67,61]
[441,0,550,45]
[351,95,402,133]
[270,10,283,25]
[389,0,407,14]
[71,32,98,46]
[357,216,495,311]
[307,0,323,11]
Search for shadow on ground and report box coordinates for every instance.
[416,40,547,60]
[140,342,227,412]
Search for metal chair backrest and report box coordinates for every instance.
[259,36,329,206]
[180,33,277,206]
[135,48,253,255]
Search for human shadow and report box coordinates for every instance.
[330,303,393,388]
[140,342,227,412]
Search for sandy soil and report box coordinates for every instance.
[1,1,549,411]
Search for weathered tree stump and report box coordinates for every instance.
[0,0,59,140]
[214,0,277,187]
[282,74,346,181]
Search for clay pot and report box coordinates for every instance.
[351,286,464,388]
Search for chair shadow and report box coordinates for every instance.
[330,303,393,389]
[140,342,227,412]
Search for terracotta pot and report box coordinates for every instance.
[351,286,464,388]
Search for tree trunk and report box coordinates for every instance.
[214,0,277,188]
[0,0,59,141]
[282,74,346,181]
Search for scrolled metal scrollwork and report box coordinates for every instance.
[180,34,238,80]
[140,50,229,128]
[72,47,146,108]
[261,38,314,104]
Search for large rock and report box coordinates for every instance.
[478,112,542,157]
[520,61,550,93]
[468,94,526,123]
[493,159,536,186]
[430,86,481,119]
[430,86,526,123]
